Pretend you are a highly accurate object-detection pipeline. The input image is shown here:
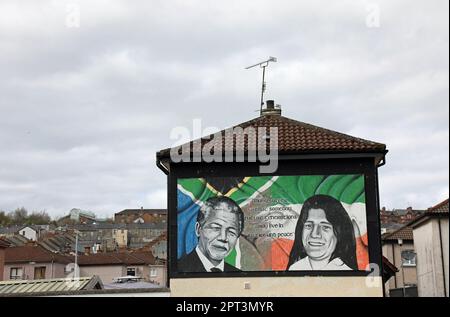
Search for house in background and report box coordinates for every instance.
[71,222,167,253]
[382,225,418,296]
[136,233,168,260]
[113,228,128,248]
[127,223,166,249]
[410,198,449,297]
[69,208,99,224]
[0,225,50,242]
[3,244,72,281]
[77,251,166,286]
[17,226,38,241]
[0,239,9,280]
[114,208,167,224]
[380,207,426,234]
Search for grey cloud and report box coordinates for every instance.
[0,0,448,217]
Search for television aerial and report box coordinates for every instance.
[245,56,277,115]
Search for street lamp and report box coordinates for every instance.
[74,229,80,278]
[398,238,406,297]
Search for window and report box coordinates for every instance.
[10,267,23,280]
[34,266,46,279]
[401,250,416,266]
[127,267,136,276]
[150,268,157,277]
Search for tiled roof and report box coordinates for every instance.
[72,222,166,232]
[0,234,28,247]
[0,276,103,296]
[428,199,449,214]
[0,238,10,248]
[382,225,413,242]
[115,209,167,215]
[157,114,386,160]
[0,225,22,235]
[4,244,73,264]
[135,232,167,251]
[77,251,156,266]
[390,209,426,216]
[408,198,449,228]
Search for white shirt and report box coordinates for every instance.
[288,256,352,271]
[195,246,225,272]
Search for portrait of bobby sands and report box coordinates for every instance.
[177,196,244,273]
[287,195,358,271]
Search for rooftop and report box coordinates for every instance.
[409,198,449,229]
[0,238,10,248]
[77,250,157,266]
[382,225,414,242]
[115,209,167,215]
[157,112,387,163]
[0,276,103,296]
[72,222,166,231]
[428,198,449,214]
[4,244,73,264]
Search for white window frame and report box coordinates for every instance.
[10,267,23,280]
[401,250,417,267]
[126,267,136,276]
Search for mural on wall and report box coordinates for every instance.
[177,175,369,273]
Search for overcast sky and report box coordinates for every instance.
[0,0,448,219]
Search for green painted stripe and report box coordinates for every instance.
[329,175,359,200]
[340,175,366,204]
[298,175,326,202]
[225,247,237,266]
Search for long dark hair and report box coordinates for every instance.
[287,195,357,270]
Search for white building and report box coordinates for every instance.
[18,226,38,241]
[411,199,449,297]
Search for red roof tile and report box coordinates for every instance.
[4,245,73,264]
[0,238,10,248]
[77,251,156,266]
[157,114,386,160]
[428,199,449,214]
[382,225,413,242]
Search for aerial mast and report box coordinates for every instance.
[245,56,277,115]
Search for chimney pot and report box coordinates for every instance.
[261,100,281,116]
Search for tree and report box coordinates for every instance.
[27,210,51,225]
[8,207,28,225]
[0,210,11,226]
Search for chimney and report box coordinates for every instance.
[261,100,281,116]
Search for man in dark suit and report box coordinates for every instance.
[178,196,244,273]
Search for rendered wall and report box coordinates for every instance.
[413,219,449,297]
[170,276,383,297]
